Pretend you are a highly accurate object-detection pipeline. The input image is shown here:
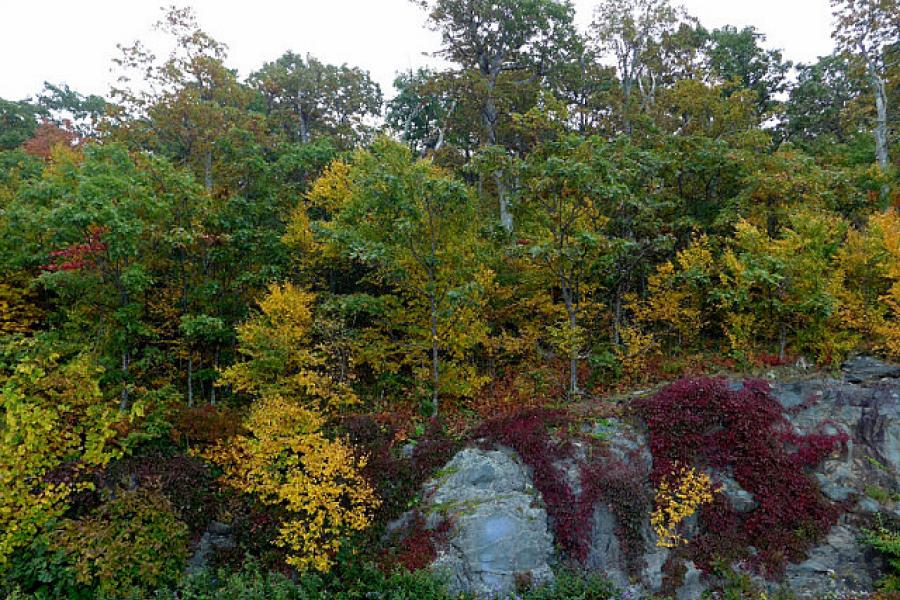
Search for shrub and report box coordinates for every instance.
[204,396,379,572]
[518,569,617,599]
[651,464,717,548]
[53,488,190,597]
[863,515,900,591]
[101,448,218,536]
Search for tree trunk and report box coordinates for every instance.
[871,72,891,206]
[496,170,513,233]
[119,348,130,412]
[430,290,440,418]
[187,352,193,407]
[482,77,513,233]
[299,110,310,144]
[561,286,579,398]
[612,289,623,347]
[622,75,633,135]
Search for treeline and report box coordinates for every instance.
[0,0,897,596]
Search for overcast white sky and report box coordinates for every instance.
[0,0,837,102]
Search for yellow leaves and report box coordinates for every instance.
[0,280,44,335]
[308,160,352,213]
[834,210,900,361]
[0,351,125,568]
[220,282,358,411]
[626,235,714,358]
[204,394,378,573]
[651,464,718,549]
[616,324,657,382]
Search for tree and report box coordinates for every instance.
[783,54,859,145]
[591,0,693,132]
[717,209,850,363]
[387,68,462,155]
[517,134,610,396]
[416,0,576,231]
[219,282,357,412]
[0,98,42,150]
[0,348,130,570]
[705,25,792,119]
[323,138,489,415]
[34,82,107,139]
[111,5,258,192]
[250,52,382,148]
[832,0,899,200]
[26,144,172,410]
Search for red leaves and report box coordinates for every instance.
[635,377,848,575]
[42,225,107,272]
[23,120,79,159]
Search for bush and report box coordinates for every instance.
[863,514,900,591]
[518,570,617,599]
[53,488,190,597]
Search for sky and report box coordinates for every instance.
[0,0,837,102]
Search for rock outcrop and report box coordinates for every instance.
[422,447,555,596]
[394,356,898,598]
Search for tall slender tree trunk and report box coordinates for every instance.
[430,293,440,418]
[187,352,194,407]
[119,348,130,412]
[561,285,579,398]
[612,288,623,347]
[622,75,634,135]
[496,171,513,232]
[482,76,513,233]
[871,71,891,206]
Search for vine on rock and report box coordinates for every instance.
[635,377,848,575]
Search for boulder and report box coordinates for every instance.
[843,355,900,383]
[422,447,555,597]
[783,523,882,598]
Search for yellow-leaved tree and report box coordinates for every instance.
[627,235,717,351]
[717,209,852,364]
[210,282,378,572]
[836,210,900,360]
[207,395,377,572]
[0,350,127,568]
[219,282,358,412]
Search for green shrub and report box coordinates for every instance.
[53,488,190,597]
[519,570,617,599]
[863,515,900,591]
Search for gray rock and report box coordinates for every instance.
[187,521,234,575]
[587,503,629,590]
[857,497,881,513]
[590,418,653,471]
[423,447,554,597]
[784,524,881,598]
[843,355,900,383]
[718,474,758,513]
[640,528,670,593]
[675,561,706,600]
[409,362,900,598]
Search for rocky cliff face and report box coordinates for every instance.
[393,357,899,598]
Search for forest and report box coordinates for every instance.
[0,0,898,598]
